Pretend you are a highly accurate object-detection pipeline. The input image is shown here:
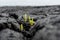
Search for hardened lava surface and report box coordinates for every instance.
[0,5,60,40]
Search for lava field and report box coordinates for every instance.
[0,5,60,40]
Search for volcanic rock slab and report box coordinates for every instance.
[0,29,23,40]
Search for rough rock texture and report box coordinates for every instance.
[0,5,60,40]
[0,29,23,40]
